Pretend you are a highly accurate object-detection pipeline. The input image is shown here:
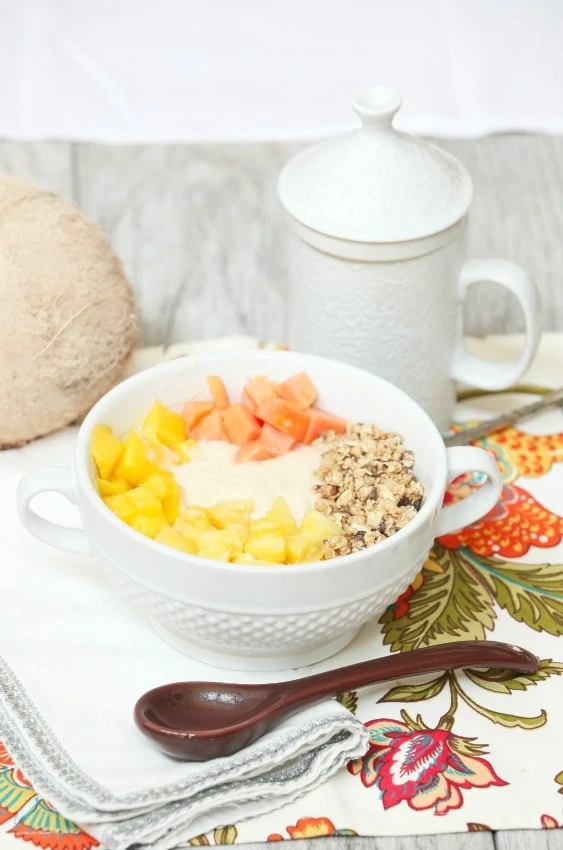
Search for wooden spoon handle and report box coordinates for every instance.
[284,641,538,704]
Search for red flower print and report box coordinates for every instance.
[0,743,14,767]
[440,484,563,557]
[348,718,506,816]
[541,814,560,829]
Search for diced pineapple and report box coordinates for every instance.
[233,553,269,565]
[170,439,197,464]
[97,478,129,497]
[299,510,343,540]
[130,514,166,539]
[286,534,323,564]
[176,507,211,532]
[155,524,197,553]
[249,519,279,536]
[115,431,155,485]
[143,473,169,501]
[142,401,186,447]
[244,531,286,563]
[196,529,235,562]
[267,497,298,537]
[104,493,136,524]
[207,499,254,529]
[127,487,165,517]
[91,424,123,480]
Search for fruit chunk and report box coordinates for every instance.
[127,487,165,517]
[267,496,298,537]
[249,519,279,536]
[143,473,169,501]
[170,439,197,464]
[286,535,323,564]
[177,506,211,531]
[97,478,128,497]
[182,401,215,431]
[235,440,274,463]
[130,514,166,539]
[277,372,318,410]
[242,390,257,413]
[104,493,136,524]
[244,376,276,407]
[207,499,254,529]
[222,403,261,446]
[190,410,228,442]
[114,431,155,485]
[207,376,229,409]
[302,408,347,445]
[300,510,343,539]
[142,401,186,447]
[91,424,123,479]
[197,526,248,561]
[244,531,286,563]
[155,525,197,554]
[259,423,296,456]
[256,398,309,442]
[233,553,269,565]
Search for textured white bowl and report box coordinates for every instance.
[17,350,501,671]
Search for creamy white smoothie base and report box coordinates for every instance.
[171,440,324,521]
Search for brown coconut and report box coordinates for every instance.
[0,175,137,448]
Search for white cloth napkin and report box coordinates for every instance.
[0,343,369,850]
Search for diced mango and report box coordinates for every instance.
[103,493,136,524]
[155,525,197,554]
[163,480,181,524]
[97,478,129,497]
[127,487,165,517]
[244,531,286,563]
[115,431,155,485]
[207,499,254,529]
[170,439,197,464]
[286,535,324,564]
[267,497,298,537]
[130,514,166,539]
[91,424,123,479]
[143,473,169,501]
[142,401,186,447]
[299,510,343,540]
[141,435,167,465]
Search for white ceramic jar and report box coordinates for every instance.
[278,86,541,432]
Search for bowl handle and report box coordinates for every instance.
[17,467,91,555]
[437,446,502,537]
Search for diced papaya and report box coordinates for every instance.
[302,408,347,445]
[242,389,257,413]
[222,403,262,446]
[259,423,296,455]
[115,431,155,485]
[207,376,229,409]
[91,424,123,479]
[130,514,166,539]
[244,376,276,408]
[255,398,309,443]
[277,372,318,410]
[235,440,274,463]
[97,478,129,497]
[190,410,228,442]
[182,400,215,431]
[142,401,186,447]
[267,497,298,537]
[104,492,136,524]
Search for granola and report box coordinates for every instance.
[313,422,424,558]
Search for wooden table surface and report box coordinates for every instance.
[1,135,562,849]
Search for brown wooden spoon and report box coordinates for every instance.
[134,640,538,761]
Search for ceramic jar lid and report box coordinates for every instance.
[278,85,474,244]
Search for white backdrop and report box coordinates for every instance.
[2,0,563,142]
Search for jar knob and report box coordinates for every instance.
[352,85,402,131]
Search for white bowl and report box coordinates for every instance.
[17,350,501,671]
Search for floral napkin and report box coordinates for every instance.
[0,334,562,850]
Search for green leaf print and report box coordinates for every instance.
[466,658,563,694]
[214,826,238,845]
[380,544,496,652]
[379,674,448,703]
[336,691,358,714]
[454,676,547,729]
[468,553,563,636]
